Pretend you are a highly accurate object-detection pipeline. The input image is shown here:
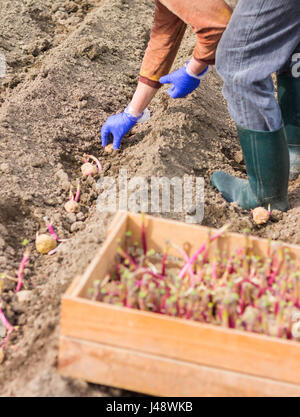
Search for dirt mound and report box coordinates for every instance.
[0,0,299,396]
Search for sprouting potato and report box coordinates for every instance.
[64,199,79,213]
[252,207,270,225]
[35,234,57,254]
[104,144,114,154]
[81,162,98,176]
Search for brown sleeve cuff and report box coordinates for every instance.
[139,76,162,89]
[193,55,215,66]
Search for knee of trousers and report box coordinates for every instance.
[216,42,252,94]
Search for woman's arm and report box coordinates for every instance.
[160,0,232,65]
[129,82,158,116]
[130,0,232,112]
[139,0,187,89]
[129,1,188,114]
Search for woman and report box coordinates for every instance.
[212,0,300,211]
[101,0,232,150]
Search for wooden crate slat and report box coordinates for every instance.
[61,296,300,386]
[127,213,300,266]
[59,336,300,397]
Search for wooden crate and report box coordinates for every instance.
[58,211,300,396]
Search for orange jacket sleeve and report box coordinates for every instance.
[139,0,232,88]
[139,0,187,89]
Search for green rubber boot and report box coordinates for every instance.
[211,125,289,211]
[277,74,300,179]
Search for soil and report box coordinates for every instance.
[0,0,299,397]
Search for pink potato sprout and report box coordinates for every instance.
[15,247,30,293]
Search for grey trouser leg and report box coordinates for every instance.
[216,0,300,131]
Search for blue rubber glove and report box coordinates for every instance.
[101,111,138,150]
[159,64,208,99]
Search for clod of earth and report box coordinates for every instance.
[15,290,32,304]
[0,306,14,349]
[0,348,4,364]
